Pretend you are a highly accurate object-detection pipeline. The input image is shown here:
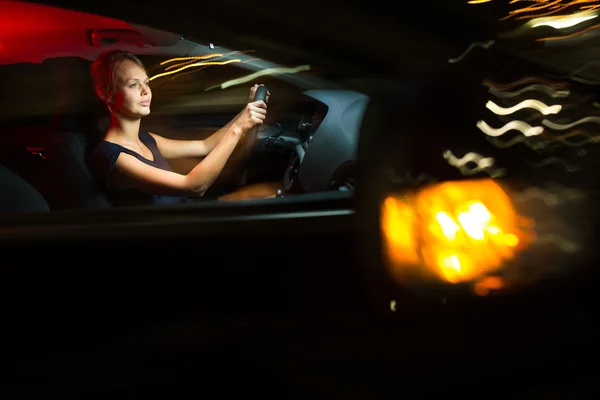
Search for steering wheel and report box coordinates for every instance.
[246,85,268,149]
[233,85,269,160]
[254,85,268,103]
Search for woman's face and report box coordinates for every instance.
[111,59,152,119]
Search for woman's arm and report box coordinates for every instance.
[201,109,243,154]
[149,85,269,159]
[110,99,267,196]
[149,110,241,159]
[200,85,268,153]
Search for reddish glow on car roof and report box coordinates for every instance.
[0,0,133,64]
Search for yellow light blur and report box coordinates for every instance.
[536,22,600,41]
[205,64,311,91]
[159,54,226,66]
[469,0,600,22]
[381,179,535,288]
[149,59,242,81]
[501,0,600,21]
[530,10,598,29]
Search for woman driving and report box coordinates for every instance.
[89,49,273,207]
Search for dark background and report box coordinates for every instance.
[3,1,600,398]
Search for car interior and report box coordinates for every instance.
[0,0,366,215]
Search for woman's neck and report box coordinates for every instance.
[105,113,142,143]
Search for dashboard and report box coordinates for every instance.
[257,89,370,194]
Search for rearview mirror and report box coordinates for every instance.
[88,28,154,47]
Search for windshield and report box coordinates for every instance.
[0,0,349,124]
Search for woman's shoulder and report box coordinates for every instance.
[88,140,125,185]
[91,140,123,158]
[139,128,158,146]
[90,140,124,167]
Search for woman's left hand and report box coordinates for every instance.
[248,84,270,104]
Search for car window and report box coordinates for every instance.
[0,0,368,216]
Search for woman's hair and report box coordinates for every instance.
[91,50,146,102]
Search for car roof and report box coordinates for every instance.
[20,0,481,78]
[24,0,600,83]
[0,0,197,65]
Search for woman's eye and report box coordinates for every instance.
[129,83,137,88]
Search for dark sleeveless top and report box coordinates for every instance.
[90,129,184,207]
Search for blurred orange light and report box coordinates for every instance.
[381,179,535,287]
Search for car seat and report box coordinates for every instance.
[49,116,114,210]
[0,163,50,213]
[44,57,114,210]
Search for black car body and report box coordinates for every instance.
[2,0,599,397]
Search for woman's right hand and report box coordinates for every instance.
[234,99,267,136]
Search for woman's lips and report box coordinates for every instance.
[140,101,150,107]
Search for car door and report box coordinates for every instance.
[3,0,600,398]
